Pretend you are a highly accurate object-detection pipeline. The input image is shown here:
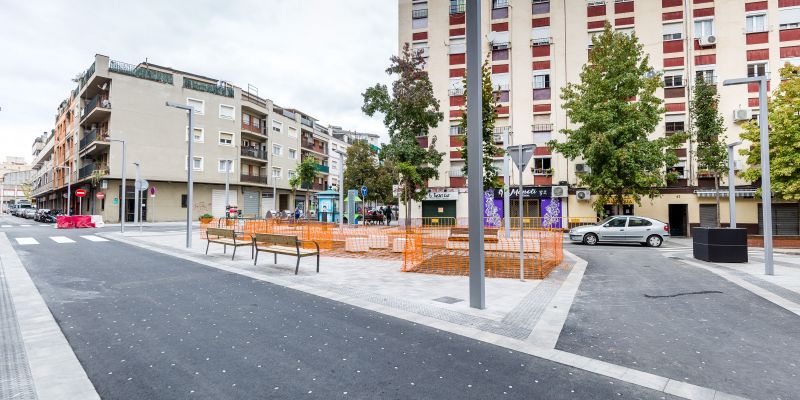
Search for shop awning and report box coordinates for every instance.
[694,189,757,198]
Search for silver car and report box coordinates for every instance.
[569,216,669,247]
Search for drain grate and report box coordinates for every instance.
[0,267,38,400]
[433,296,463,304]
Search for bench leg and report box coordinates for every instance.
[205,241,210,255]
[316,253,320,273]
[223,244,227,254]
[274,253,277,264]
[295,257,300,275]
[254,249,259,266]
[232,246,236,260]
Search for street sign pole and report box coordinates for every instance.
[134,162,141,233]
[726,141,742,229]
[466,0,485,310]
[508,144,536,282]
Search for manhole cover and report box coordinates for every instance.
[433,296,463,304]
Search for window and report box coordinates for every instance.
[628,217,652,227]
[532,157,552,174]
[616,28,634,37]
[331,160,338,169]
[272,144,283,156]
[449,37,466,54]
[448,77,464,96]
[412,41,430,59]
[272,167,282,180]
[664,74,684,88]
[219,104,235,120]
[412,16,428,29]
[531,27,551,45]
[779,7,800,30]
[491,73,510,91]
[218,132,233,146]
[662,23,683,41]
[695,68,715,84]
[185,156,203,171]
[665,121,685,132]
[243,114,250,125]
[746,13,768,33]
[587,31,601,48]
[287,170,296,180]
[288,126,297,137]
[450,0,465,14]
[747,62,768,78]
[288,148,298,159]
[272,120,283,133]
[253,118,260,129]
[412,2,428,19]
[533,73,550,89]
[186,127,204,143]
[218,159,234,173]
[693,19,714,38]
[187,98,204,114]
[450,125,464,136]
[493,0,508,8]
[607,217,627,227]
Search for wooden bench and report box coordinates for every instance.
[252,233,320,275]
[448,227,499,243]
[205,228,253,260]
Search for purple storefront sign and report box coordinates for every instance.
[483,190,503,227]
[540,198,562,228]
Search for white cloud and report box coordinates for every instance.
[0,0,398,162]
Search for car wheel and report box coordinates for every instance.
[583,233,598,245]
[647,235,663,247]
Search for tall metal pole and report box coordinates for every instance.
[224,160,230,217]
[466,0,485,309]
[0,182,4,215]
[272,175,277,215]
[338,151,345,229]
[503,130,511,238]
[726,142,740,229]
[187,109,194,248]
[518,145,525,281]
[110,139,126,233]
[758,76,773,275]
[66,166,71,216]
[133,162,141,233]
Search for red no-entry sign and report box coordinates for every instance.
[75,189,87,198]
[96,192,105,200]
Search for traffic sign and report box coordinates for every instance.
[135,179,149,192]
[96,192,105,200]
[75,189,87,198]
[361,185,368,198]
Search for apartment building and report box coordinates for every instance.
[30,132,55,208]
[30,54,371,222]
[398,0,800,235]
[0,156,33,210]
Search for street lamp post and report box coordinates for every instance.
[466,0,485,309]
[723,76,773,275]
[166,102,195,248]
[109,139,126,233]
[726,141,742,229]
[503,129,511,238]
[508,144,536,282]
[224,159,231,217]
[56,166,72,215]
[335,149,346,229]
[133,162,142,233]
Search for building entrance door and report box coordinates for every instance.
[668,204,688,236]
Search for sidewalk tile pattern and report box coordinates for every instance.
[0,261,37,400]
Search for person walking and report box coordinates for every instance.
[294,207,302,221]
[384,205,393,226]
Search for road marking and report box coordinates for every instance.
[50,236,76,244]
[15,237,39,245]
[20,224,31,227]
[80,235,108,242]
[1,225,12,228]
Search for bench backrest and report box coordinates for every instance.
[207,227,236,239]
[254,233,299,247]
[451,227,499,236]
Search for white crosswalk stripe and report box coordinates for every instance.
[20,224,31,227]
[15,237,39,245]
[81,235,109,242]
[50,236,76,243]
[1,225,12,228]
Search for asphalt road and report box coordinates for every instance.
[1,216,676,400]
[560,241,800,400]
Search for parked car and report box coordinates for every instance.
[568,216,669,247]
[23,208,38,219]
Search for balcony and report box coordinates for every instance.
[312,182,326,191]
[301,116,314,127]
[241,91,267,108]
[532,123,554,132]
[80,94,111,125]
[241,147,268,162]
[78,163,97,180]
[240,174,270,185]
[183,77,234,97]
[301,140,327,155]
[450,2,465,14]
[412,8,428,19]
[315,164,330,174]
[78,129,110,156]
[109,60,173,84]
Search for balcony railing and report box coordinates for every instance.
[448,88,465,96]
[240,174,270,184]
[315,164,330,173]
[241,148,268,160]
[412,8,428,19]
[450,2,465,14]
[78,163,96,180]
[493,0,509,7]
[301,117,314,127]
[79,129,107,151]
[242,90,267,108]
[109,60,174,84]
[183,77,234,97]
[532,123,554,132]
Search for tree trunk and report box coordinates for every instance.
[714,174,721,228]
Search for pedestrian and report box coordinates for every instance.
[294,207,301,221]
[385,205,393,225]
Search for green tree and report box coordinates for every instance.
[740,64,800,200]
[458,56,503,190]
[362,43,445,225]
[547,23,687,214]
[343,140,395,204]
[691,77,727,226]
[296,157,319,213]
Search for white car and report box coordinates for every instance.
[569,216,669,247]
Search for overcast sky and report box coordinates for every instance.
[0,0,398,163]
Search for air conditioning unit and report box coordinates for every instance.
[576,189,591,201]
[733,108,753,122]
[552,185,568,198]
[699,35,717,47]
[575,163,591,173]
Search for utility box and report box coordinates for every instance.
[692,227,748,263]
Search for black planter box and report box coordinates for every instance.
[692,227,748,263]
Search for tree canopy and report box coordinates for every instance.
[691,76,727,226]
[740,64,800,200]
[547,23,687,213]
[343,140,395,204]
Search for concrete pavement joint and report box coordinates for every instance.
[107,232,749,400]
[0,232,100,400]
